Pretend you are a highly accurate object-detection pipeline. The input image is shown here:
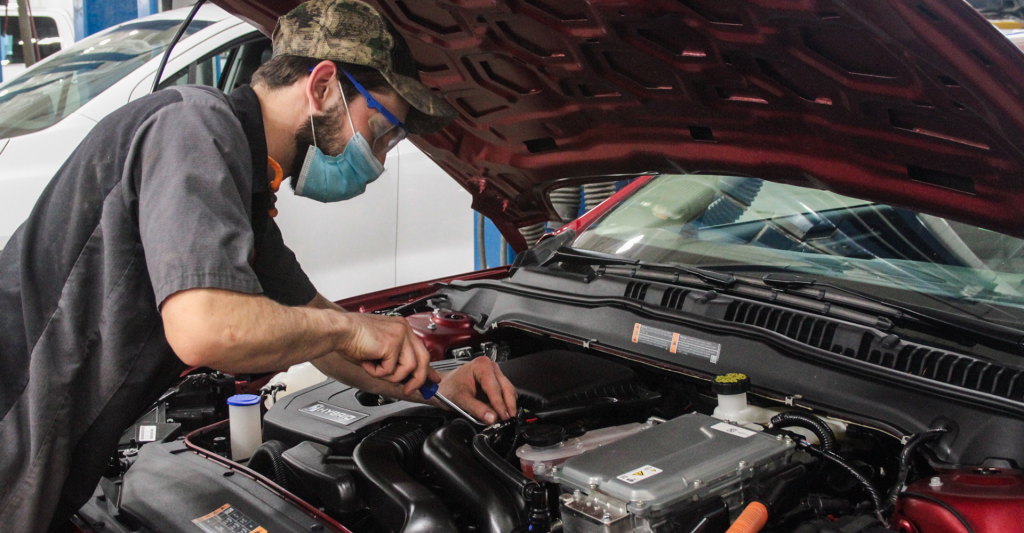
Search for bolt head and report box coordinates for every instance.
[929,476,944,487]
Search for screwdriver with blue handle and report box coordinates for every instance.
[402,374,488,426]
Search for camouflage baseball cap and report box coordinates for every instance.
[272,0,457,135]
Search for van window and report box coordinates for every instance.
[0,18,211,139]
[156,36,270,91]
[1,15,63,65]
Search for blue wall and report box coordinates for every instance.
[77,0,159,39]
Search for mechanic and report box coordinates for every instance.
[0,0,517,530]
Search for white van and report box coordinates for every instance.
[0,0,75,82]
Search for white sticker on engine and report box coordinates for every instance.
[138,425,157,443]
[710,422,756,439]
[617,465,663,484]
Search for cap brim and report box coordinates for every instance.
[382,69,457,135]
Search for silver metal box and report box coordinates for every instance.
[553,413,795,518]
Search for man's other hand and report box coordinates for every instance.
[437,356,517,425]
[336,313,442,395]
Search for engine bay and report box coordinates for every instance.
[75,290,1024,533]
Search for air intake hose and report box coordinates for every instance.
[353,423,457,533]
[471,427,550,533]
[246,440,289,490]
[423,420,523,533]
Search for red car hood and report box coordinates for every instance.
[215,0,1024,250]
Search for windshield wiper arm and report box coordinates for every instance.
[762,273,1024,353]
[542,246,1024,353]
[548,247,737,287]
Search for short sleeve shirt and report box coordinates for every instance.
[140,85,316,306]
[0,85,314,530]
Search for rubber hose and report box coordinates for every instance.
[801,445,883,515]
[471,432,537,498]
[246,440,289,490]
[471,431,550,533]
[770,412,836,452]
[353,424,457,533]
[883,429,948,512]
[726,501,769,533]
[422,421,523,533]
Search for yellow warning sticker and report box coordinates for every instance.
[192,504,267,533]
[617,465,663,484]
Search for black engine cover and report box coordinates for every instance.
[262,359,465,453]
[498,350,649,411]
[78,441,330,533]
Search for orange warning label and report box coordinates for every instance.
[630,323,721,363]
[192,504,268,533]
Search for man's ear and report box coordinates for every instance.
[306,60,339,113]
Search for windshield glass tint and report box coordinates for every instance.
[574,175,1024,312]
[0,18,211,139]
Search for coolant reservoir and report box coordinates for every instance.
[711,373,776,430]
[264,362,328,407]
[711,373,846,445]
[517,420,658,481]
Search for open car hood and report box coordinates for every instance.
[214,0,1024,249]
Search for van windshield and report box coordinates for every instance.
[0,18,210,139]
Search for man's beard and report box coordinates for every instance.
[289,102,349,190]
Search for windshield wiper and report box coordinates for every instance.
[545,246,738,287]
[540,247,891,328]
[760,273,1024,354]
[547,249,1024,350]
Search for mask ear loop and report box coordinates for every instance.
[307,93,318,149]
[339,80,357,142]
[306,78,359,151]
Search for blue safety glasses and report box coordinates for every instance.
[341,70,408,156]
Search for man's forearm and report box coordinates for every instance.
[162,289,353,373]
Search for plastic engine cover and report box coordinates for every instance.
[554,413,795,519]
[497,350,648,411]
[77,440,332,533]
[263,359,466,453]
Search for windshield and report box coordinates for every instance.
[574,175,1024,319]
[0,18,211,139]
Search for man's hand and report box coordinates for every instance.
[335,313,441,395]
[437,356,517,425]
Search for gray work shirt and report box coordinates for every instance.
[0,85,316,531]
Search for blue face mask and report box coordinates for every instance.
[295,82,385,203]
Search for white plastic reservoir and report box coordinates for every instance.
[227,394,262,461]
